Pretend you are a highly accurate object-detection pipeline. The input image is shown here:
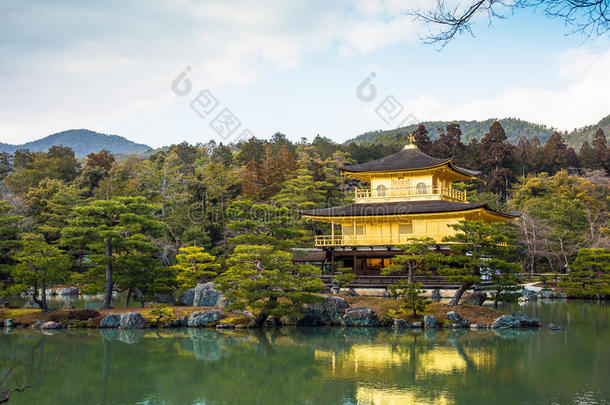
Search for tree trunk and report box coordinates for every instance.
[253,311,268,328]
[407,262,414,284]
[449,282,472,306]
[103,237,113,309]
[40,279,48,313]
[125,288,132,308]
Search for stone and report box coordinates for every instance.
[547,323,565,330]
[193,282,223,307]
[119,312,147,329]
[118,330,145,344]
[511,311,541,327]
[411,321,423,328]
[470,323,489,329]
[381,290,391,299]
[392,319,409,329]
[171,316,189,328]
[446,311,469,327]
[462,292,487,306]
[341,307,380,327]
[40,321,63,330]
[5,318,14,328]
[300,295,350,326]
[424,315,437,329]
[57,287,80,296]
[347,288,358,296]
[330,286,341,294]
[188,310,224,327]
[216,295,232,309]
[492,315,521,329]
[99,314,121,328]
[216,323,235,329]
[542,290,554,299]
[25,299,39,309]
[430,288,441,302]
[32,320,45,329]
[178,289,195,306]
[155,293,176,305]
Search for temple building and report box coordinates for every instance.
[300,135,518,279]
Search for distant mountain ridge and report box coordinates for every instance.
[0,129,152,157]
[348,115,610,150]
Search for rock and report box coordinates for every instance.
[347,288,358,296]
[392,319,409,329]
[446,311,469,327]
[557,291,568,299]
[470,323,489,329]
[216,295,232,309]
[216,323,235,329]
[492,315,521,329]
[118,330,145,344]
[178,289,195,306]
[193,282,223,307]
[430,288,441,302]
[171,316,189,328]
[547,323,565,330]
[462,292,487,306]
[341,307,380,327]
[32,320,45,329]
[411,321,423,328]
[330,286,341,294]
[235,324,247,329]
[542,290,554,299]
[188,310,224,327]
[424,315,437,329]
[301,295,350,326]
[381,290,391,299]
[57,287,80,296]
[99,314,121,328]
[511,311,541,327]
[5,318,14,328]
[41,321,63,330]
[119,312,147,329]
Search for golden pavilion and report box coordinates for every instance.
[301,135,518,279]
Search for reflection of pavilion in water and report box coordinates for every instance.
[314,338,495,405]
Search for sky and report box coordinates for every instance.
[0,0,609,148]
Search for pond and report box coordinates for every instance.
[0,300,608,405]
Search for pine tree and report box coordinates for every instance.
[489,269,522,309]
[171,246,221,288]
[413,124,432,153]
[13,235,70,312]
[442,220,520,306]
[560,248,610,299]
[68,197,164,308]
[479,121,517,197]
[592,128,609,171]
[578,141,597,169]
[382,238,441,283]
[0,201,22,282]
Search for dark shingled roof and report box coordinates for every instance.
[301,200,519,218]
[340,147,481,176]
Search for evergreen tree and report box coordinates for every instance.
[0,201,22,282]
[479,121,517,197]
[242,159,264,199]
[413,124,432,153]
[578,141,597,169]
[68,197,164,308]
[442,220,520,306]
[592,128,609,171]
[171,246,221,288]
[86,150,115,171]
[430,123,466,162]
[13,235,70,312]
[382,238,441,283]
[560,248,610,299]
[541,132,572,173]
[488,269,522,309]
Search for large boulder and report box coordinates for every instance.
[155,293,176,305]
[446,311,469,327]
[99,314,121,328]
[188,310,224,327]
[193,282,223,307]
[492,315,521,329]
[57,287,80,296]
[430,288,441,302]
[41,321,64,330]
[178,289,195,306]
[341,307,380,327]
[119,312,147,329]
[511,311,541,327]
[5,318,14,328]
[300,295,350,326]
[424,315,437,329]
[392,319,409,329]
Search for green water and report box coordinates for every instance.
[0,301,608,405]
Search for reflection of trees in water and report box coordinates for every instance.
[0,313,608,405]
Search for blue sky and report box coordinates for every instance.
[1,0,608,148]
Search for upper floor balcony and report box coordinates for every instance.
[354,185,467,203]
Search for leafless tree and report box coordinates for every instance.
[410,0,610,47]
[0,354,60,403]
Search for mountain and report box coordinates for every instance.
[0,129,152,157]
[347,116,610,150]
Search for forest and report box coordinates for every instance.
[0,121,608,312]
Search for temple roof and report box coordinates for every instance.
[301,200,519,219]
[340,147,481,177]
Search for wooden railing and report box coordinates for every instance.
[354,186,466,202]
[315,235,434,246]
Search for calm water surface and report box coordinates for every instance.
[0,300,608,405]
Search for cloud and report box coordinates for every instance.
[0,0,422,145]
